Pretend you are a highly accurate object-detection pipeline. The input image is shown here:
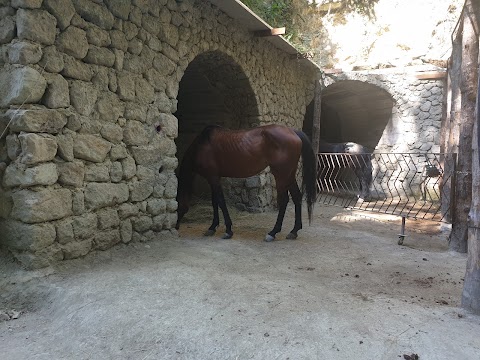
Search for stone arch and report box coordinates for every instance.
[175,50,260,203]
[320,80,394,150]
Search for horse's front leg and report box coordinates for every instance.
[265,190,289,242]
[210,179,233,239]
[204,183,220,236]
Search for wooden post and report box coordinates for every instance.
[462,0,480,315]
[449,1,478,253]
[311,79,322,154]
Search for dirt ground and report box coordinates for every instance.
[1,204,480,360]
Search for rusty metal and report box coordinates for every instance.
[316,152,456,223]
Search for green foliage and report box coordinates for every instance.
[241,0,379,56]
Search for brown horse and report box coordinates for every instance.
[175,124,317,241]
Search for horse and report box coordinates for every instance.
[176,124,317,241]
[318,139,373,200]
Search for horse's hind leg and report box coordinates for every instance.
[204,183,220,236]
[210,180,233,239]
[265,190,289,242]
[286,182,302,240]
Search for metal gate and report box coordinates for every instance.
[316,152,456,228]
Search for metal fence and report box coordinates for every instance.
[316,152,456,223]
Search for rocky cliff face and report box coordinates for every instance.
[313,0,463,70]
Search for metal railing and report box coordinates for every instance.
[316,152,456,223]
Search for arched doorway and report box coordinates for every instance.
[175,51,262,209]
[303,80,394,150]
[319,80,394,149]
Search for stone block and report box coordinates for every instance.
[121,155,136,179]
[132,215,152,232]
[56,133,74,161]
[97,208,120,230]
[104,0,131,20]
[86,24,111,47]
[72,212,97,239]
[145,68,166,91]
[118,203,138,219]
[166,199,177,212]
[18,133,57,165]
[101,123,123,144]
[6,134,21,161]
[3,162,58,188]
[44,74,70,109]
[96,92,125,123]
[61,55,94,81]
[12,0,43,8]
[57,161,85,187]
[84,46,116,67]
[94,229,120,250]
[164,175,177,199]
[17,9,57,45]
[147,198,166,215]
[62,239,92,259]
[84,182,129,210]
[7,108,67,134]
[11,188,72,223]
[7,40,42,65]
[135,77,155,104]
[85,163,110,182]
[120,218,132,243]
[56,219,75,244]
[157,113,178,138]
[130,145,163,166]
[72,0,115,30]
[117,71,136,101]
[73,134,111,163]
[72,189,85,215]
[0,219,56,251]
[44,0,76,30]
[70,80,98,116]
[130,180,153,202]
[0,16,15,45]
[153,53,175,76]
[56,26,89,60]
[123,120,149,146]
[110,161,123,183]
[0,66,47,107]
[39,46,65,73]
[124,102,147,121]
[110,144,127,160]
[158,23,178,48]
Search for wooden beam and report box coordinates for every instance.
[254,27,285,37]
[415,71,447,80]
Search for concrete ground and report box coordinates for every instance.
[1,204,480,360]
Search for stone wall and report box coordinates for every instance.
[0,0,316,269]
[324,69,444,153]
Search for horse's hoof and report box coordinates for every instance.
[222,233,233,239]
[204,229,216,236]
[264,234,275,242]
[286,233,297,240]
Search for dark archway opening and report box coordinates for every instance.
[319,80,394,150]
[175,51,259,202]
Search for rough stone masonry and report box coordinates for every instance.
[0,0,317,269]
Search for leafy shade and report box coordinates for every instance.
[241,0,378,55]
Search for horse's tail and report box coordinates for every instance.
[294,130,317,224]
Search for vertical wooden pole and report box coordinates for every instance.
[311,78,322,154]
[462,0,480,315]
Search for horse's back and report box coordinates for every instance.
[193,124,302,178]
